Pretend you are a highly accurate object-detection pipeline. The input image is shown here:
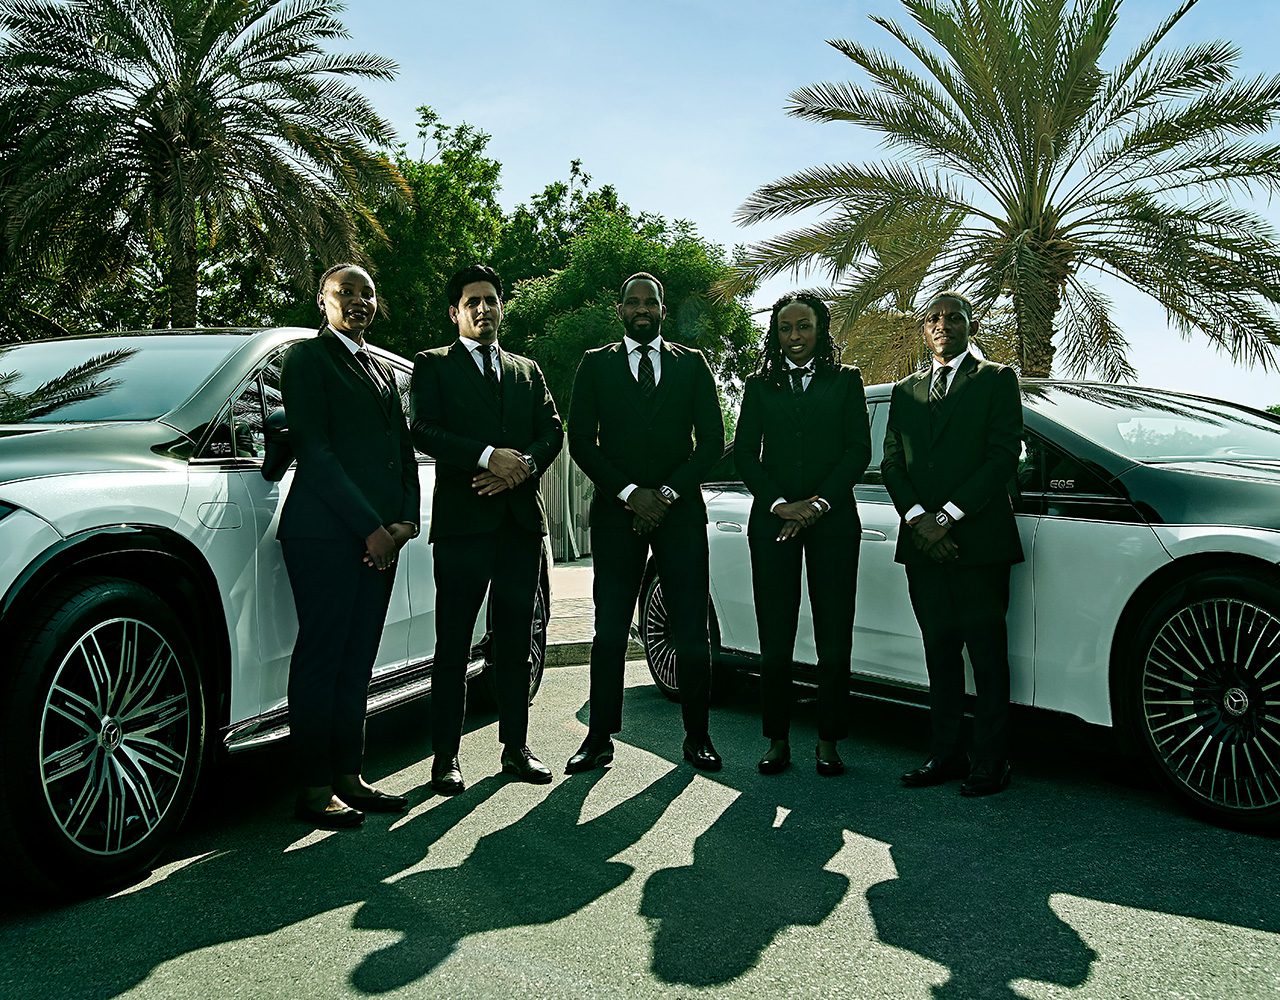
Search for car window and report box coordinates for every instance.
[1020,433,1116,497]
[861,402,889,486]
[196,349,286,462]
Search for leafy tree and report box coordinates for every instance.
[504,211,760,412]
[723,0,1280,380]
[0,0,406,329]
[363,107,504,359]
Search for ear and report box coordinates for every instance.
[449,305,460,325]
[659,303,667,321]
[616,303,625,323]
[968,316,979,338]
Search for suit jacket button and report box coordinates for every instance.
[928,460,935,468]
[387,462,394,469]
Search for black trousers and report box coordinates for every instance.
[905,561,1012,762]
[588,515,711,736]
[283,538,396,787]
[430,511,542,760]
[749,521,857,742]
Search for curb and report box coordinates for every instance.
[545,639,643,668]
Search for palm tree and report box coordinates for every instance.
[723,0,1280,380]
[0,0,406,329]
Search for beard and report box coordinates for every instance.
[623,313,661,344]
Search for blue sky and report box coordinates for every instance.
[345,0,1280,406]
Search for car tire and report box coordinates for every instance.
[473,574,548,710]
[639,572,733,703]
[1121,567,1280,826]
[0,577,206,893]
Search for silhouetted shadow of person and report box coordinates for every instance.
[349,765,695,993]
[864,814,1098,1000]
[640,794,849,987]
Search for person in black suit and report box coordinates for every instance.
[566,272,726,773]
[881,290,1024,796]
[736,294,872,776]
[410,264,564,795]
[278,263,420,828]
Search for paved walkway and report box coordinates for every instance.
[548,556,642,665]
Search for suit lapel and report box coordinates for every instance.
[321,333,392,421]
[797,368,836,427]
[930,354,978,441]
[452,340,501,418]
[610,342,649,418]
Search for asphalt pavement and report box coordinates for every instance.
[2,659,1277,1000]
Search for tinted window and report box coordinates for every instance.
[862,402,889,485]
[1025,384,1280,463]
[0,336,252,422]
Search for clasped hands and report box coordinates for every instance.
[364,521,415,570]
[626,487,670,535]
[908,514,960,562]
[773,496,825,541]
[472,447,532,496]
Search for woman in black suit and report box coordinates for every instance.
[735,294,872,775]
[278,263,421,828]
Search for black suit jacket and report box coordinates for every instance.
[410,340,563,542]
[277,331,420,541]
[568,340,724,528]
[735,364,872,539]
[881,353,1024,566]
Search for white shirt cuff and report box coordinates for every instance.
[770,497,787,513]
[478,445,495,470]
[943,501,965,522]
[904,504,926,522]
[619,484,638,503]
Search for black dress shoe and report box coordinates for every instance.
[565,734,614,774]
[901,754,969,787]
[960,759,1011,797]
[815,746,844,777]
[294,798,364,829]
[683,734,723,772]
[339,788,408,813]
[430,756,465,796]
[501,745,553,784]
[758,743,791,775]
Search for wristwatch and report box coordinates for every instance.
[522,453,537,476]
[659,485,677,502]
[935,510,952,528]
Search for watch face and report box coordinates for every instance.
[936,512,949,526]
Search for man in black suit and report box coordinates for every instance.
[566,272,725,773]
[882,290,1024,796]
[411,264,564,794]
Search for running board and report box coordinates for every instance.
[222,654,487,753]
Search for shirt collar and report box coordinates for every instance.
[328,327,364,355]
[624,335,663,354]
[785,357,814,371]
[460,336,496,355]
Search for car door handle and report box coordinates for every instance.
[715,521,744,533]
[861,528,888,541]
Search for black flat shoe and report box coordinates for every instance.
[431,756,465,796]
[339,788,408,813]
[901,754,969,787]
[816,746,844,777]
[683,734,723,772]
[960,759,1011,797]
[294,799,364,829]
[501,745,553,784]
[758,744,791,775]
[565,734,614,774]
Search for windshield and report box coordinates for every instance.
[0,335,251,422]
[1025,384,1280,463]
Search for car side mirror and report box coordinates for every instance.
[261,406,294,482]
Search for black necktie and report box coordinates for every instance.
[480,343,501,398]
[355,350,386,395]
[637,344,656,397]
[929,365,951,418]
[790,364,812,396]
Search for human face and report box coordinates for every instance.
[776,302,818,367]
[921,296,974,363]
[318,267,377,341]
[617,278,665,344]
[451,281,503,343]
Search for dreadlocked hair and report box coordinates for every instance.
[756,293,838,386]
